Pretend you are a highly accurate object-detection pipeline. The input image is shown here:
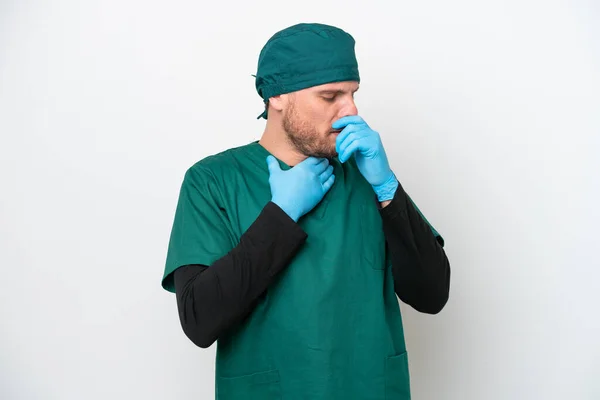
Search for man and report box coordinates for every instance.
[161,22,450,400]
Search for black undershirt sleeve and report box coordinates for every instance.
[173,201,307,348]
[174,184,450,349]
[379,182,451,314]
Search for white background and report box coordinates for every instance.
[1,0,599,399]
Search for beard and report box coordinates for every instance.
[282,101,337,159]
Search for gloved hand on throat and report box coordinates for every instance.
[333,115,399,202]
[267,155,335,222]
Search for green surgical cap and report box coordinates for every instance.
[254,23,360,119]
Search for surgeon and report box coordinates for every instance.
[161,22,451,400]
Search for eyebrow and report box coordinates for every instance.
[317,88,360,95]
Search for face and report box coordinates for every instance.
[281,81,359,158]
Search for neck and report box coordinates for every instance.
[258,119,307,167]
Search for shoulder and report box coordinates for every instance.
[183,142,257,188]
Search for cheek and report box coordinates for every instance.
[298,107,321,132]
[309,106,337,132]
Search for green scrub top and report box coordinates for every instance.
[162,141,442,400]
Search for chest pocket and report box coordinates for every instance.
[360,203,387,270]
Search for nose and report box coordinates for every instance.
[338,98,358,119]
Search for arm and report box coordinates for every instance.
[166,155,334,349]
[173,201,307,348]
[379,182,450,314]
[332,115,450,314]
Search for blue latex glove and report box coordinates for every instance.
[267,155,335,222]
[333,115,399,202]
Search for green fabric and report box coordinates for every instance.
[162,143,444,399]
[254,23,360,119]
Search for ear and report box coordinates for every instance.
[268,95,284,112]
[268,93,293,113]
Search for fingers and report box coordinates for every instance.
[332,115,365,130]
[301,156,326,166]
[270,155,328,172]
[312,158,330,174]
[339,140,361,163]
[319,165,334,183]
[266,155,281,175]
[335,124,359,153]
[337,131,360,155]
[322,173,336,192]
[298,156,330,177]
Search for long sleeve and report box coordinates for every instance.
[379,182,451,314]
[173,201,308,348]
